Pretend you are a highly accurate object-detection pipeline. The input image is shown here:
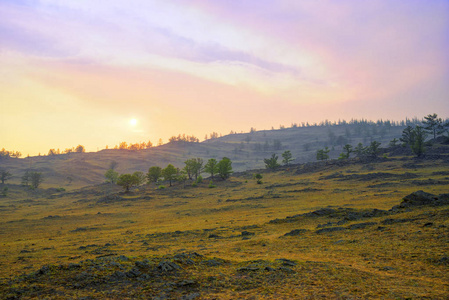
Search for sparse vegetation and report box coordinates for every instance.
[1,114,449,298]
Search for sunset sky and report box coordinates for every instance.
[1,0,448,156]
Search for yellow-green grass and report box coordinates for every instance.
[1,156,448,298]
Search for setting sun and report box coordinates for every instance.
[129,118,138,126]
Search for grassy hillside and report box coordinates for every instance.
[0,123,407,188]
[0,148,448,299]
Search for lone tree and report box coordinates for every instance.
[0,169,12,184]
[217,157,233,180]
[117,173,139,192]
[162,164,177,186]
[281,150,294,166]
[264,153,280,169]
[147,166,162,184]
[204,158,218,179]
[422,113,443,140]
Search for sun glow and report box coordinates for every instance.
[129,118,138,126]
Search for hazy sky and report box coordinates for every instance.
[1,0,448,156]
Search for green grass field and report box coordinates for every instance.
[1,154,448,299]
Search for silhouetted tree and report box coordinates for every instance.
[75,145,85,153]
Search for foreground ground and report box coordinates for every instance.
[0,155,448,299]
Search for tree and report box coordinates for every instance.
[400,125,415,147]
[162,164,177,186]
[316,147,329,161]
[184,158,203,180]
[75,145,86,153]
[104,169,119,184]
[117,173,139,192]
[147,166,162,184]
[422,113,443,140]
[30,172,44,189]
[192,158,203,180]
[0,170,12,184]
[366,141,381,158]
[354,143,366,158]
[264,153,280,169]
[132,171,146,186]
[281,150,294,166]
[217,157,233,180]
[21,171,30,186]
[342,144,352,159]
[411,126,427,157]
[204,158,218,179]
[254,173,263,184]
[389,138,399,147]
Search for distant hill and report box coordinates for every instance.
[0,123,408,188]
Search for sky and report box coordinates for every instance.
[1,0,448,156]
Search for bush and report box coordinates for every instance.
[56,187,66,192]
[257,180,263,184]
[192,182,198,187]
[158,185,166,190]
[208,181,216,188]
[196,175,203,184]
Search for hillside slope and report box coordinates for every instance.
[1,124,407,188]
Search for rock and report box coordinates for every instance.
[400,191,438,208]
[202,259,223,267]
[315,227,346,234]
[241,231,255,236]
[310,208,336,216]
[176,279,196,287]
[276,258,297,266]
[157,261,181,272]
[349,222,377,230]
[381,218,414,225]
[125,267,141,278]
[284,229,308,236]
